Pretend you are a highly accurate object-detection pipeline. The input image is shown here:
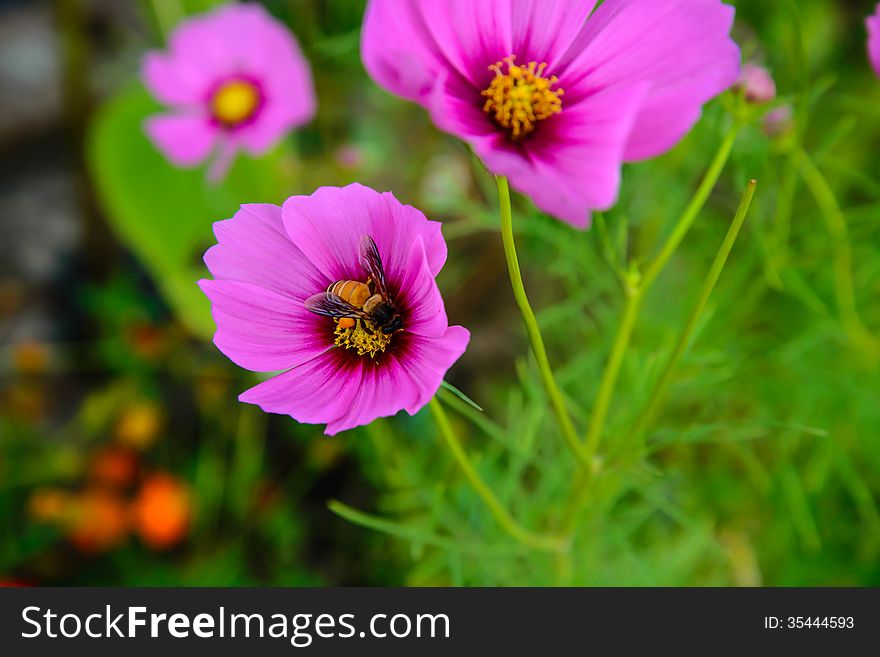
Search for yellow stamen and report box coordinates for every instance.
[481,56,563,139]
[334,318,392,358]
[210,80,260,127]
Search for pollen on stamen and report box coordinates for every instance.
[210,79,261,127]
[334,318,392,358]
[481,55,564,139]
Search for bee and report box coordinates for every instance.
[305,234,403,334]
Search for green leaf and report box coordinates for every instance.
[439,380,483,412]
[86,83,290,338]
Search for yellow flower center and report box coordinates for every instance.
[334,318,392,358]
[481,56,564,139]
[210,80,260,127]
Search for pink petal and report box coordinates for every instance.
[198,279,329,373]
[361,0,513,100]
[141,52,208,106]
[143,113,216,167]
[165,4,289,81]
[361,0,447,102]
[558,0,740,161]
[204,204,327,302]
[475,81,649,228]
[510,0,596,70]
[869,7,880,77]
[238,351,362,435]
[326,355,421,434]
[397,237,448,338]
[396,326,471,414]
[235,100,314,156]
[281,184,447,288]
[416,0,512,83]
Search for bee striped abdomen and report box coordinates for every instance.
[327,280,371,308]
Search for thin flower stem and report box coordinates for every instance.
[428,398,569,553]
[641,126,740,291]
[798,150,878,359]
[563,126,741,543]
[583,279,643,460]
[495,176,589,466]
[628,180,758,449]
[582,124,740,459]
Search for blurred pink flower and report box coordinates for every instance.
[735,63,776,104]
[361,0,740,228]
[198,184,469,435]
[142,3,316,181]
[868,4,880,77]
[762,105,793,139]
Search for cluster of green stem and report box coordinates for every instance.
[424,121,762,570]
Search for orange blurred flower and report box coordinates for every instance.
[28,489,71,522]
[114,401,163,450]
[89,447,138,489]
[12,341,50,374]
[65,490,128,554]
[125,322,169,360]
[130,473,191,550]
[3,381,46,422]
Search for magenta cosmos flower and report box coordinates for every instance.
[869,4,880,77]
[142,3,316,180]
[198,184,470,435]
[362,0,740,228]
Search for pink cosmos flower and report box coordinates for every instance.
[142,3,316,181]
[868,4,880,77]
[198,184,470,435]
[361,0,740,228]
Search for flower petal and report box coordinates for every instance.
[325,355,420,434]
[558,0,739,161]
[198,279,328,372]
[361,0,512,100]
[869,7,880,77]
[238,351,362,435]
[510,0,596,70]
[396,326,471,415]
[204,204,327,301]
[234,100,314,156]
[397,236,448,338]
[361,0,441,102]
[474,81,649,228]
[143,113,216,167]
[141,52,207,106]
[282,184,447,289]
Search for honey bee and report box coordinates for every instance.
[305,235,403,334]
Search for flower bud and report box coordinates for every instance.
[736,63,776,104]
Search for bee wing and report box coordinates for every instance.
[359,234,390,299]
[304,292,369,320]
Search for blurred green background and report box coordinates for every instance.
[0,0,878,586]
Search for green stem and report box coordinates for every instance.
[562,126,741,542]
[582,124,739,458]
[799,150,878,357]
[583,279,643,460]
[628,180,758,448]
[641,126,740,290]
[496,176,589,465]
[429,398,568,553]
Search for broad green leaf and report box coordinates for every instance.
[87,83,290,338]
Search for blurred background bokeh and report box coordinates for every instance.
[1,0,878,586]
